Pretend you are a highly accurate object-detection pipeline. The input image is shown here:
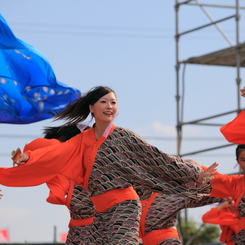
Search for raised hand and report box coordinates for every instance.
[197,162,219,184]
[240,87,245,97]
[219,197,235,213]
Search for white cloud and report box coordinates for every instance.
[151,121,176,136]
[0,206,33,221]
[133,121,206,138]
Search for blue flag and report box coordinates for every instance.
[0,13,81,124]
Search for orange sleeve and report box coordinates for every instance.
[203,207,239,244]
[220,109,245,144]
[202,207,238,226]
[0,133,86,187]
[23,138,60,152]
[46,175,71,205]
[209,174,243,199]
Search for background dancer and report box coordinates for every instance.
[23,125,95,245]
[202,197,239,245]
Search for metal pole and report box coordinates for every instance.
[175,1,182,157]
[196,0,234,46]
[175,2,185,242]
[236,0,241,112]
[53,225,57,243]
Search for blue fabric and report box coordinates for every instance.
[0,13,81,124]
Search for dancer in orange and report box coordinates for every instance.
[23,125,95,245]
[202,198,239,245]
[139,192,222,245]
[0,86,217,244]
[207,144,245,244]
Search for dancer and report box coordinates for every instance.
[202,197,239,245]
[0,86,217,244]
[139,191,222,245]
[23,125,95,245]
[207,144,245,244]
[203,87,245,244]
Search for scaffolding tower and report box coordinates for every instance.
[175,1,245,243]
[175,0,245,158]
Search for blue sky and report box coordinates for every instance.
[0,0,245,242]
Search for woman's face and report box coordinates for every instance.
[89,92,118,124]
[237,150,245,173]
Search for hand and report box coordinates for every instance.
[197,162,219,184]
[0,190,3,199]
[13,153,30,166]
[240,87,245,97]
[219,197,235,213]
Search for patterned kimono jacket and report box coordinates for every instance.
[0,125,211,244]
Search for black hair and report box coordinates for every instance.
[53,86,115,126]
[43,125,89,142]
[236,144,245,159]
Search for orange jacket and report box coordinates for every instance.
[209,174,245,236]
[202,206,238,245]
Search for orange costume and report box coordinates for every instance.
[202,206,239,245]
[0,125,211,244]
[209,174,245,244]
[208,109,245,244]
[23,138,95,245]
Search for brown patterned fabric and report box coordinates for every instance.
[69,184,95,220]
[89,127,211,198]
[236,229,245,245]
[236,195,245,244]
[85,127,212,244]
[144,194,222,234]
[65,184,95,245]
[85,199,141,245]
[157,238,182,245]
[66,225,92,245]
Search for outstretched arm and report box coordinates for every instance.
[0,135,85,187]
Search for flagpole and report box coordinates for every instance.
[53,226,57,243]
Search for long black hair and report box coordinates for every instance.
[43,125,88,142]
[53,86,115,126]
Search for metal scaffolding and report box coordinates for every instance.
[174,1,245,243]
[175,0,245,157]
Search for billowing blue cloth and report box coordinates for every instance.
[0,13,81,124]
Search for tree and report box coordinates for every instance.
[177,219,220,245]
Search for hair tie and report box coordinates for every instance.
[103,111,119,138]
[77,115,93,132]
[233,162,239,169]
